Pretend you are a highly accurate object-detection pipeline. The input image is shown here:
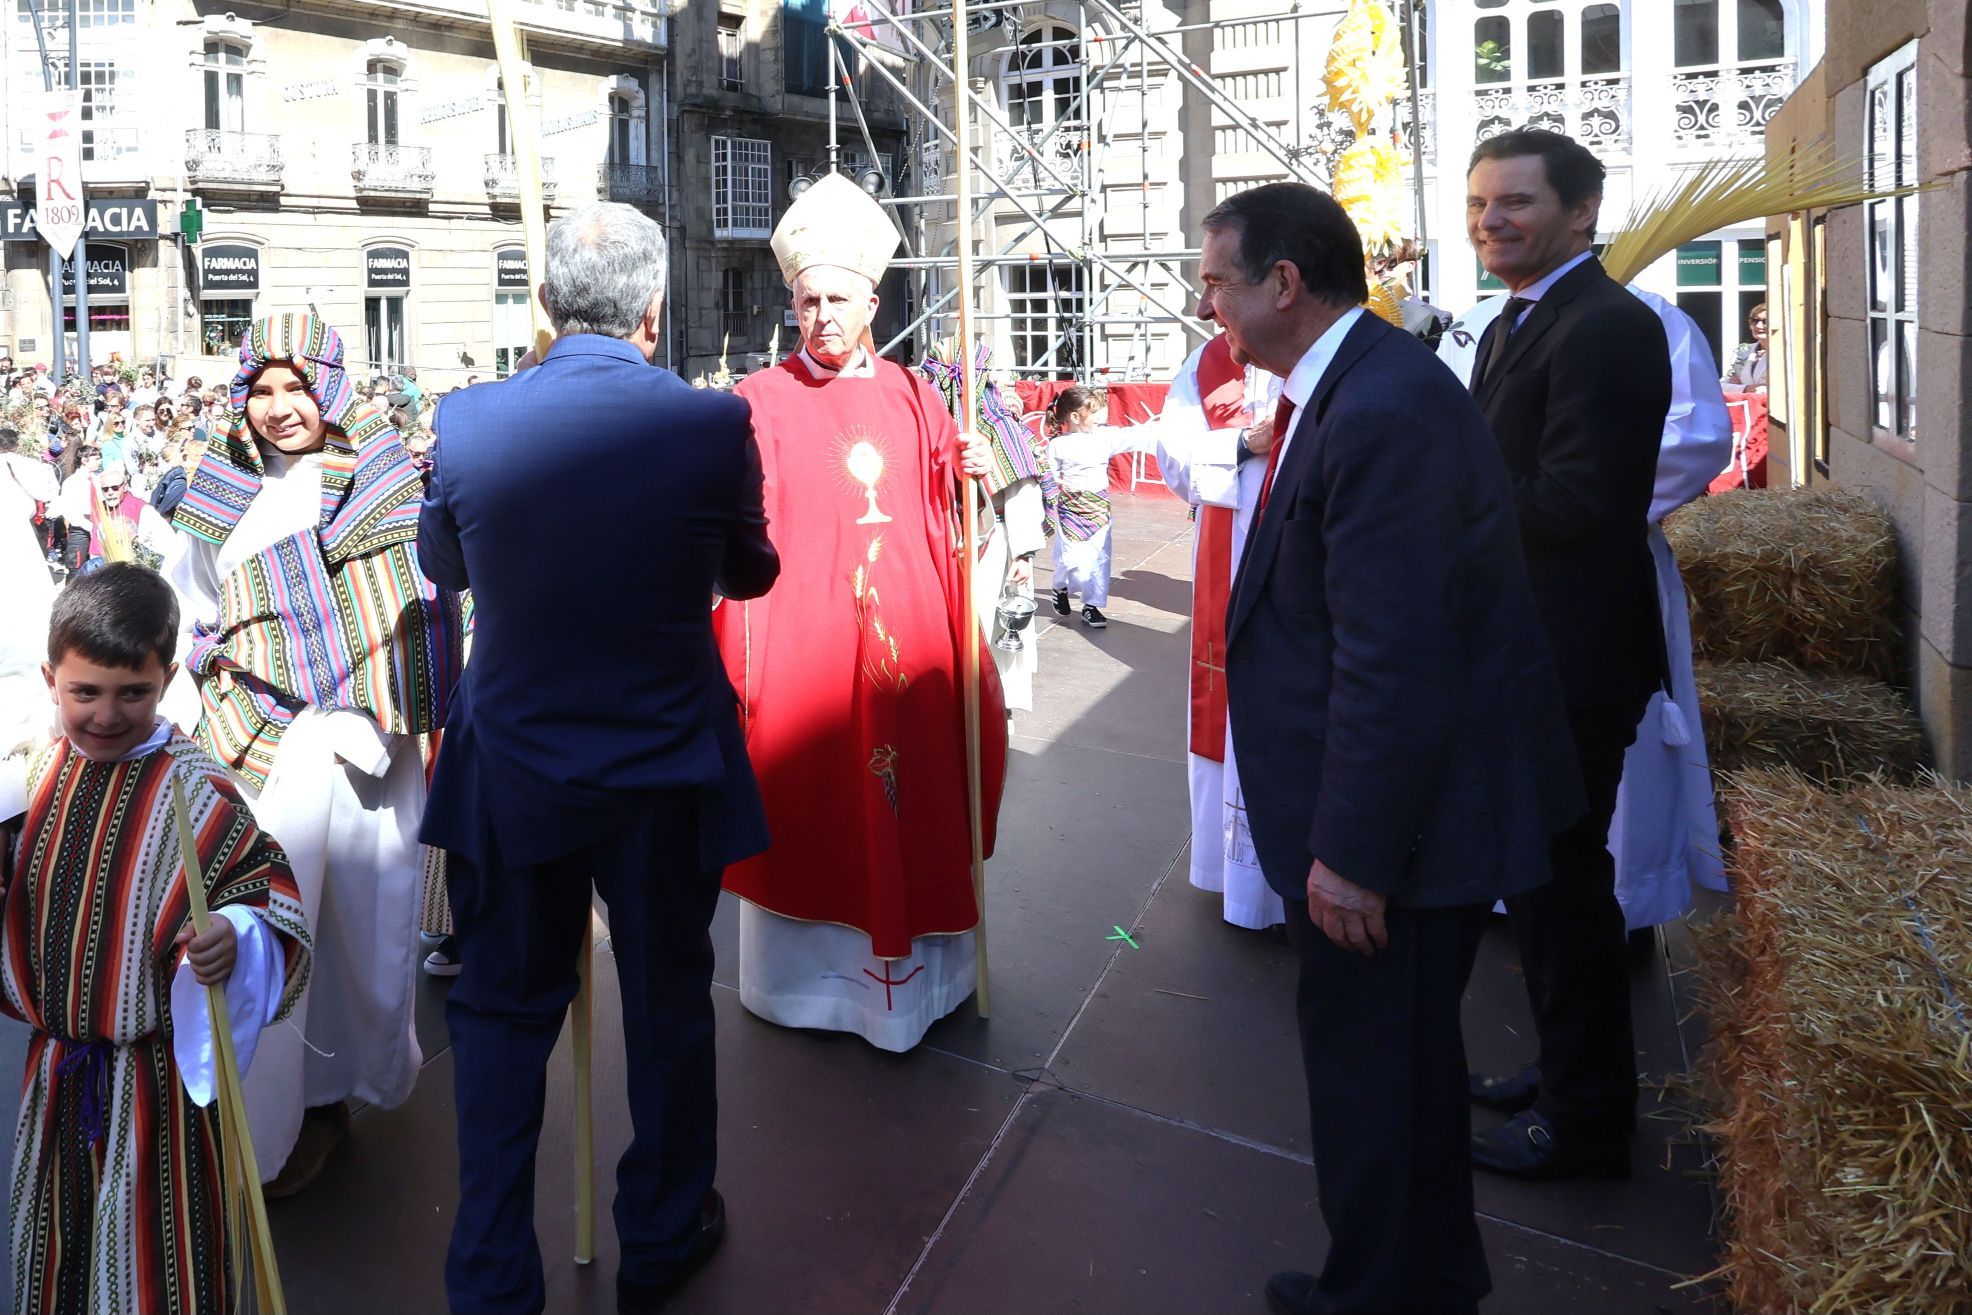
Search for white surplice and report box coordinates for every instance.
[1439,287,1732,928]
[165,448,425,1179]
[1154,343,1285,930]
[0,462,55,756]
[1047,424,1154,609]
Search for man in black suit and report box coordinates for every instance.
[418,203,780,1315]
[1206,183,1581,1315]
[1461,130,1673,1182]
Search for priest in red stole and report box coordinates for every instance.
[1153,335,1285,931]
[715,174,1008,1051]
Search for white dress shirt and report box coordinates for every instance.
[1267,306,1367,494]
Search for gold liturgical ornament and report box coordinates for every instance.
[848,441,892,524]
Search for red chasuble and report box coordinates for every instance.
[717,355,1008,959]
[1188,336,1249,763]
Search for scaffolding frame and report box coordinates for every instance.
[824,0,1358,382]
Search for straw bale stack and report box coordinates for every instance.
[1694,660,1928,784]
[1702,769,1972,1314]
[1667,488,1900,679]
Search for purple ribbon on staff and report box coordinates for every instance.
[54,1038,114,1148]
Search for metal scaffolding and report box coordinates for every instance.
[824,0,1357,382]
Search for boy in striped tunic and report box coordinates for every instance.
[0,564,312,1314]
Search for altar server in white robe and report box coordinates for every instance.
[1439,287,1731,928]
[1154,335,1285,931]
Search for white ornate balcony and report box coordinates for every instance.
[992,122,1085,191]
[1669,59,1796,152]
[1395,88,1437,167]
[351,142,435,197]
[185,130,283,192]
[484,153,558,202]
[599,162,663,203]
[1474,74,1631,160]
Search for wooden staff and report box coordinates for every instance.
[484,0,590,1262]
[951,0,991,1019]
[170,775,286,1315]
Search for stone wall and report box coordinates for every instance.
[1769,0,1972,777]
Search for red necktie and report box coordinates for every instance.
[1255,396,1296,518]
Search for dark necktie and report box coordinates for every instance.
[1255,396,1296,519]
[1468,296,1531,394]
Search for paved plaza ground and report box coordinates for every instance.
[1,492,1723,1313]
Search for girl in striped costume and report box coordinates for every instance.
[2,564,311,1314]
[164,314,461,1195]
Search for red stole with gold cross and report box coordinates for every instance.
[1188,336,1247,763]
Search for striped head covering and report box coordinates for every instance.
[175,313,422,564]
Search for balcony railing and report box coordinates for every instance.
[992,122,1085,191]
[1394,88,1437,166]
[599,161,663,203]
[351,142,435,197]
[485,153,558,202]
[1669,59,1796,151]
[185,129,283,190]
[1474,74,1631,159]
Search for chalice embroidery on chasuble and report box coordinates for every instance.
[843,423,906,820]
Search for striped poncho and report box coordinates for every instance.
[172,315,462,789]
[1,733,311,1315]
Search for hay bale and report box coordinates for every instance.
[1700,770,1972,1314]
[1694,660,1927,784]
[1667,487,1900,679]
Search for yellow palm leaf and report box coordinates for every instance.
[1332,140,1411,252]
[1324,0,1406,130]
[1601,141,1924,285]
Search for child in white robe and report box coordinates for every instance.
[1045,386,1151,629]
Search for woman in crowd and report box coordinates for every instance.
[1723,302,1769,392]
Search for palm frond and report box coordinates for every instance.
[1601,140,1922,285]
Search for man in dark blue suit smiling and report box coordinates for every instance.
[1204,183,1582,1315]
[417,203,778,1315]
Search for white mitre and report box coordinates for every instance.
[771,172,901,287]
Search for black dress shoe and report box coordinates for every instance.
[1471,1111,1630,1181]
[1264,1270,1319,1315]
[1467,1064,1540,1114]
[617,1189,727,1315]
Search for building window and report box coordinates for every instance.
[493,289,530,377]
[1470,4,1632,154]
[366,58,401,147]
[1866,42,1918,441]
[1003,25,1083,129]
[1006,262,1084,372]
[1673,238,1765,375]
[366,295,407,372]
[494,76,510,156]
[19,0,134,26]
[718,17,745,93]
[201,298,255,356]
[711,136,772,239]
[70,61,121,162]
[204,40,247,134]
[720,267,749,341]
[608,91,635,164]
[1674,0,1787,69]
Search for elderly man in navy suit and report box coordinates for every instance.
[1203,183,1583,1315]
[418,202,778,1315]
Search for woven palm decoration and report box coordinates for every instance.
[1602,140,1926,285]
[1323,0,1406,131]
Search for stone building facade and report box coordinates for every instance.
[1762,0,1972,776]
[0,0,666,387]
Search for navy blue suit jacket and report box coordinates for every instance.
[1225,314,1583,909]
[417,335,779,871]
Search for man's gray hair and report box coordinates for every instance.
[542,202,669,338]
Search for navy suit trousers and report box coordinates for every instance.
[442,796,721,1315]
[1285,901,1490,1315]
